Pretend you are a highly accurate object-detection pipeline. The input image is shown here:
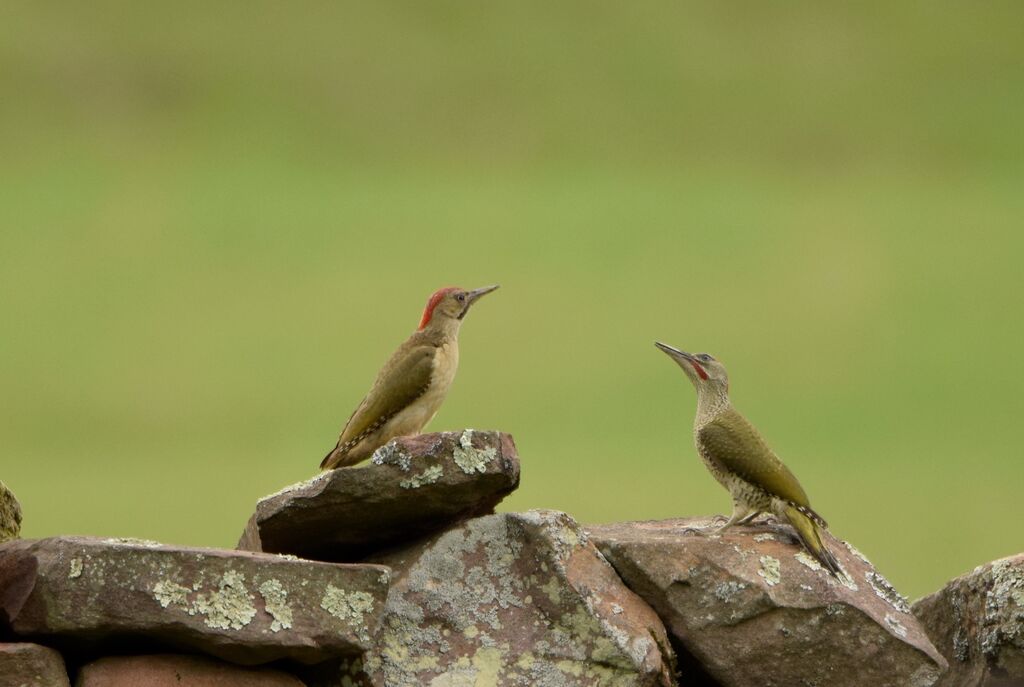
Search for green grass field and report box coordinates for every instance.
[2,3,1022,600]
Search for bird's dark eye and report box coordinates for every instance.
[698,354,713,362]
[456,293,466,302]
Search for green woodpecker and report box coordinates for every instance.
[655,342,841,575]
[321,285,499,470]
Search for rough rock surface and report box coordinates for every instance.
[345,510,675,686]
[76,654,306,687]
[239,431,520,562]
[588,517,947,687]
[0,536,389,666]
[1,480,21,543]
[0,642,70,687]
[913,553,1024,687]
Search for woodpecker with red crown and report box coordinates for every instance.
[321,285,499,469]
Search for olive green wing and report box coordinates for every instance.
[321,343,435,468]
[697,408,812,509]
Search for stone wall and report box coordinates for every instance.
[1,434,1020,686]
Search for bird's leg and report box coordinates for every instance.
[736,511,762,526]
[714,502,753,534]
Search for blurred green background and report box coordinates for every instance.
[2,3,1022,600]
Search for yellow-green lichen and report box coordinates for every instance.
[153,580,190,609]
[321,585,375,628]
[193,570,257,630]
[68,558,84,579]
[258,578,293,632]
[470,646,503,686]
[539,575,562,604]
[758,555,781,586]
[795,550,823,573]
[453,430,496,474]
[400,465,444,489]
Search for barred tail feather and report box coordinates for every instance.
[783,504,842,576]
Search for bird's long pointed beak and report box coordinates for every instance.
[466,284,499,305]
[655,341,694,362]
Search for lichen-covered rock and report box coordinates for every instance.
[0,642,69,686]
[76,654,305,687]
[913,553,1024,686]
[238,430,520,561]
[0,536,389,666]
[1,480,22,543]
[348,510,675,686]
[588,517,947,687]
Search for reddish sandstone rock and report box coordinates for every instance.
[588,517,947,687]
[239,431,520,562]
[348,510,676,686]
[0,536,389,666]
[913,553,1024,687]
[75,654,305,687]
[0,642,69,687]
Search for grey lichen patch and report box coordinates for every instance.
[753,533,775,542]
[866,570,911,613]
[153,580,191,609]
[980,557,1024,658]
[0,480,21,542]
[453,429,497,474]
[68,557,84,579]
[371,440,413,471]
[400,464,444,489]
[885,612,909,638]
[321,585,376,631]
[841,575,859,591]
[103,537,163,548]
[258,578,293,632]
[714,580,748,602]
[843,540,872,565]
[758,555,781,586]
[261,471,331,502]
[368,512,663,686]
[193,570,257,630]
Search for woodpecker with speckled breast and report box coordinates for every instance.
[655,342,842,575]
[320,285,499,470]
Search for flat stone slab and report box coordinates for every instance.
[350,510,675,686]
[0,642,70,687]
[588,517,947,687]
[913,553,1024,687]
[0,536,389,666]
[76,654,305,687]
[238,430,520,561]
